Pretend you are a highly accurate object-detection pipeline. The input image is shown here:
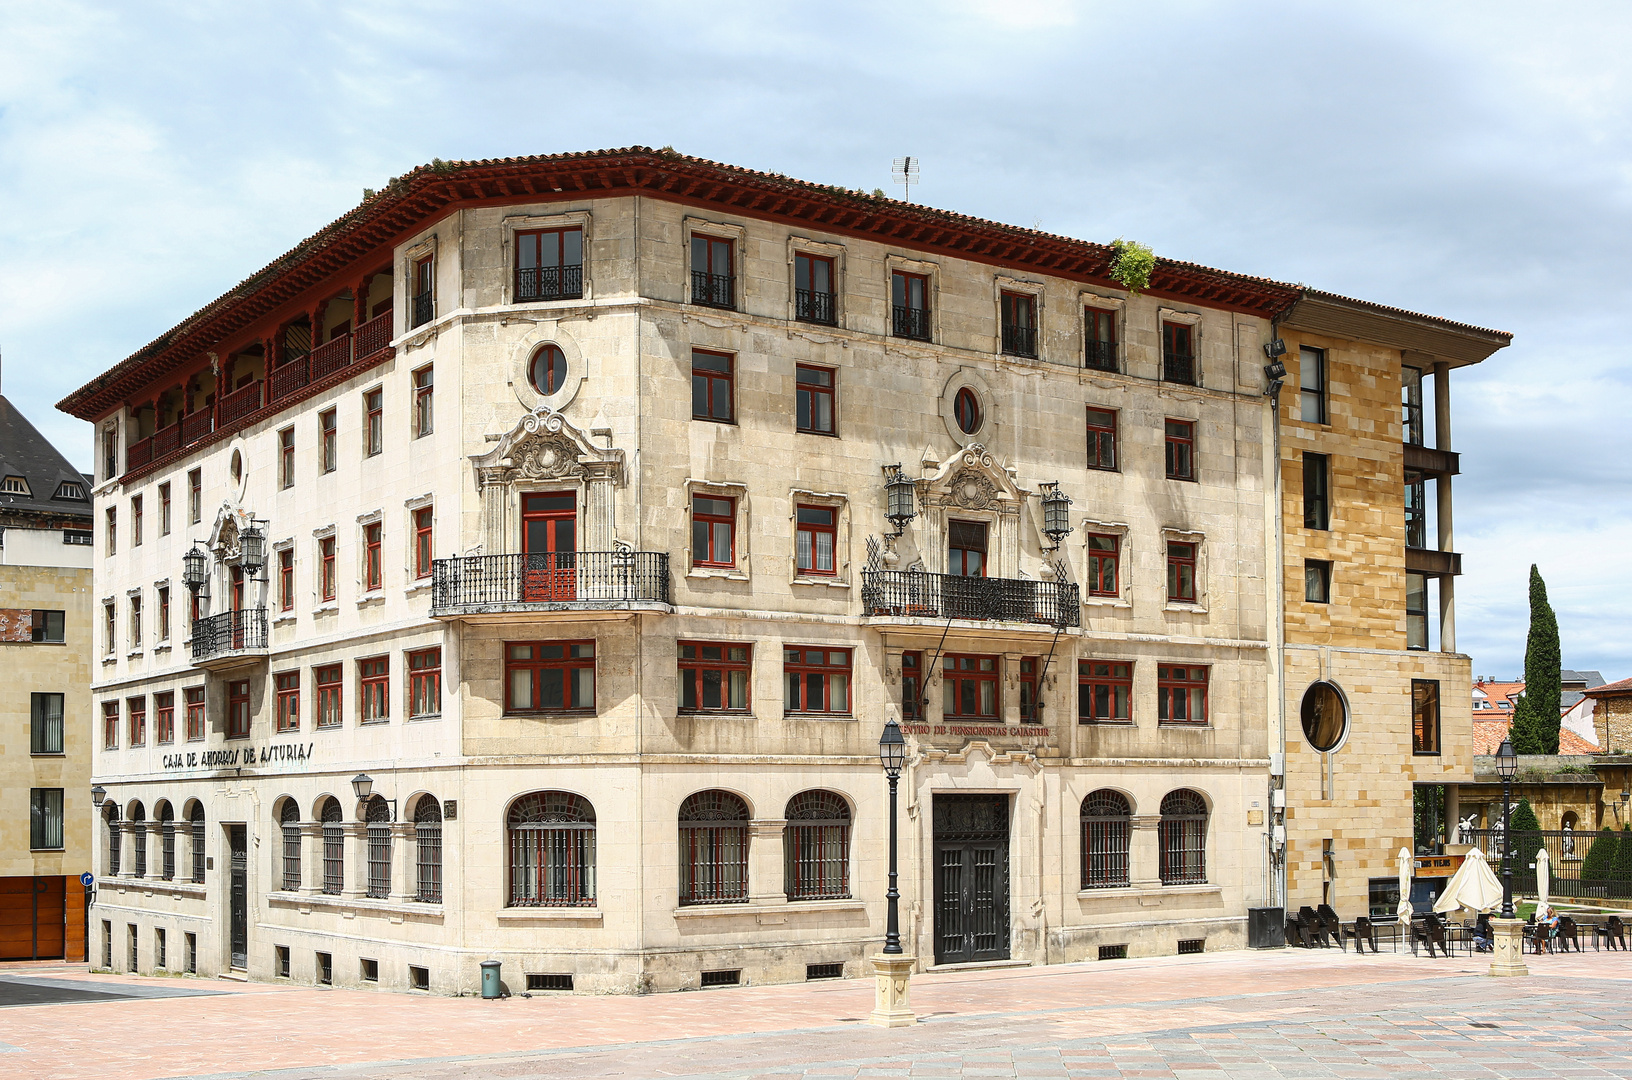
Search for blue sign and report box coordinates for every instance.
[80,872,94,888]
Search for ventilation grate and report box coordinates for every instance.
[806,962,844,981]
[1178,938,1204,955]
[1098,944,1128,961]
[410,965,429,991]
[527,973,573,991]
[701,968,741,987]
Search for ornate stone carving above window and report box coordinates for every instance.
[470,406,625,554]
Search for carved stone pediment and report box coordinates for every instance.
[472,405,623,486]
[922,443,1026,508]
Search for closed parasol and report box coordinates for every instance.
[1432,847,1503,915]
[1397,846,1413,918]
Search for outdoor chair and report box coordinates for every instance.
[1348,915,1380,954]
[1316,905,1347,951]
[1606,915,1627,950]
[1556,915,1582,953]
[1284,916,1304,948]
[1411,912,1449,958]
[1296,906,1331,947]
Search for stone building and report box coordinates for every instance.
[59,147,1497,992]
[1272,293,1508,917]
[0,389,94,959]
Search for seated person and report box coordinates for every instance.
[1535,904,1561,952]
[1472,913,1493,953]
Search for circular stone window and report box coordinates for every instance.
[954,387,982,434]
[528,344,567,396]
[1299,681,1348,752]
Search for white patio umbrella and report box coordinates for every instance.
[1397,846,1413,918]
[1433,847,1503,915]
[1535,845,1551,914]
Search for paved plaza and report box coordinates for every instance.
[4,948,1632,1079]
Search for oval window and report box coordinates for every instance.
[229,449,243,485]
[1299,681,1347,752]
[954,387,982,434]
[528,344,567,396]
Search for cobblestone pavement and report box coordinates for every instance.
[4,950,1632,1079]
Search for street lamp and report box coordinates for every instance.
[878,719,905,954]
[1496,738,1517,919]
[866,717,916,1027]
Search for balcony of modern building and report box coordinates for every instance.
[429,549,672,622]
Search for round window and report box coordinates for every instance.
[1299,681,1347,752]
[954,387,982,434]
[528,344,567,396]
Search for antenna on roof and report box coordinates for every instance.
[891,157,919,203]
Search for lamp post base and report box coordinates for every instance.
[1489,918,1529,977]
[865,954,918,1028]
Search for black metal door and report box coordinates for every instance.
[228,825,247,970]
[933,794,1010,964]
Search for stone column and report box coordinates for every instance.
[865,953,918,1027]
[478,467,512,556]
[580,460,620,552]
[343,823,368,900]
[390,822,417,902]
[1434,363,1456,652]
[1001,653,1024,726]
[145,822,165,880]
[301,824,325,896]
[747,820,789,906]
[996,506,1020,580]
[1129,815,1161,888]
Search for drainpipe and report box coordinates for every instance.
[1268,319,1288,912]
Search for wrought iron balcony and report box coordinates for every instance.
[862,570,1079,628]
[1001,324,1037,358]
[431,550,671,617]
[516,264,585,302]
[795,288,837,325]
[691,270,735,310]
[192,608,269,668]
[411,291,433,328]
[893,304,931,341]
[1163,351,1196,385]
[1085,340,1118,372]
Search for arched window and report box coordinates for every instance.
[679,790,749,905]
[507,792,596,907]
[129,803,147,879]
[1081,790,1132,889]
[1159,789,1208,886]
[320,798,344,895]
[279,800,302,891]
[414,797,442,903]
[784,791,851,900]
[157,802,176,881]
[104,804,121,878]
[365,796,392,899]
[189,803,206,883]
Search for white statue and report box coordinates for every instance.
[1457,814,1478,844]
[1563,821,1575,857]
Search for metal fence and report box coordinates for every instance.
[862,569,1080,628]
[1462,827,1632,897]
[431,551,670,613]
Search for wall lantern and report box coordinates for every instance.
[883,464,917,536]
[1039,482,1073,548]
[182,543,209,592]
[91,784,107,807]
[239,520,267,578]
[351,773,374,801]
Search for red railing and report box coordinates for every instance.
[219,382,264,426]
[268,357,311,402]
[153,423,182,458]
[181,410,214,445]
[126,436,154,472]
[309,333,353,381]
[354,312,392,362]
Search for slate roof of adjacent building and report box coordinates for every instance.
[0,393,92,522]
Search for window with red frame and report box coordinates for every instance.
[692,494,735,567]
[902,650,923,720]
[364,523,382,592]
[227,680,251,739]
[278,549,294,611]
[948,520,987,577]
[275,672,299,732]
[1019,658,1040,723]
[1162,322,1196,384]
[1086,407,1117,471]
[132,495,143,547]
[319,536,336,601]
[359,657,389,723]
[1079,661,1132,723]
[364,388,383,456]
[953,387,982,434]
[891,270,931,340]
[157,586,170,641]
[795,505,837,575]
[1165,419,1195,480]
[278,427,295,489]
[795,365,836,435]
[1085,308,1117,371]
[413,508,433,579]
[315,665,342,728]
[505,641,594,712]
[678,641,750,713]
[1087,534,1119,597]
[794,253,837,325]
[691,350,734,422]
[1000,291,1037,357]
[942,654,998,718]
[690,234,734,308]
[105,507,116,554]
[154,691,175,744]
[408,647,441,718]
[412,365,433,438]
[184,687,205,741]
[319,409,337,473]
[1167,541,1197,602]
[515,227,584,301]
[159,482,171,536]
[188,468,201,524]
[127,696,146,746]
[1158,665,1209,724]
[102,701,119,749]
[784,647,851,715]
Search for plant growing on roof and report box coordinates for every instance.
[1107,238,1155,295]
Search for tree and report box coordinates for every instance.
[1611,824,1632,898]
[1582,827,1619,890]
[1509,798,1544,874]
[1509,565,1562,755]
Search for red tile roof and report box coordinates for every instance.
[1585,677,1632,697]
[1473,717,1598,756]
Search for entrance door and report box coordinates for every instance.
[521,492,577,601]
[932,794,1010,965]
[228,825,247,970]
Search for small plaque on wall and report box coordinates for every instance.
[443,800,457,821]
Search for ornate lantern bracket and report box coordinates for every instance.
[1040,481,1072,548]
[883,464,917,536]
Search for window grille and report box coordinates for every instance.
[280,800,301,891]
[784,791,851,900]
[365,796,392,899]
[507,792,596,907]
[130,803,147,878]
[701,969,740,987]
[527,973,573,991]
[105,806,122,877]
[1178,938,1205,955]
[159,804,176,881]
[1098,944,1128,960]
[1081,790,1131,889]
[190,805,206,882]
[410,965,429,991]
[415,797,443,903]
[679,790,749,905]
[806,962,844,980]
[321,799,344,895]
[1159,789,1209,885]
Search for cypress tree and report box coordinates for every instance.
[1510,565,1562,755]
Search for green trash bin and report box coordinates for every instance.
[480,960,502,999]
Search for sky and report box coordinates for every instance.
[1,0,1628,681]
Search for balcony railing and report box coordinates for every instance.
[308,332,353,381]
[1085,340,1118,372]
[893,304,931,341]
[411,292,433,328]
[268,357,311,403]
[192,608,269,663]
[219,382,264,426]
[1163,351,1196,385]
[354,311,393,363]
[431,551,671,615]
[180,410,214,446]
[153,423,182,458]
[516,264,584,302]
[126,436,154,472]
[862,570,1079,628]
[691,271,734,309]
[1001,324,1037,358]
[795,289,837,325]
